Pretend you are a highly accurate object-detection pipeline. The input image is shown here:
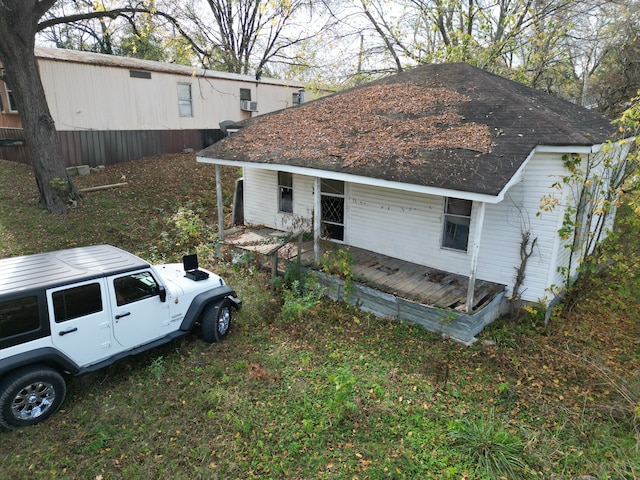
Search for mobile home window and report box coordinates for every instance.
[1,73,17,112]
[240,88,252,101]
[6,86,17,112]
[130,70,152,79]
[177,83,193,117]
[278,171,293,213]
[442,197,472,251]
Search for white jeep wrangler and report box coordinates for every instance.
[0,245,241,429]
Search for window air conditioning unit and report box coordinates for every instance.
[240,100,258,112]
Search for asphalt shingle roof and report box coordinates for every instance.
[199,63,616,196]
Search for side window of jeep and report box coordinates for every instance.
[52,283,103,322]
[0,296,40,339]
[114,272,159,306]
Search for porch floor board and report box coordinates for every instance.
[224,228,505,313]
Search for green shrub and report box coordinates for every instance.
[278,262,325,323]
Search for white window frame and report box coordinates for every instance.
[441,197,472,252]
[1,70,17,113]
[278,171,293,213]
[177,83,193,117]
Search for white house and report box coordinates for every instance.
[0,48,318,167]
[196,63,631,342]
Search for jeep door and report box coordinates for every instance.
[108,270,170,348]
[48,279,115,366]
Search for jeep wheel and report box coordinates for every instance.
[201,298,232,343]
[0,366,66,429]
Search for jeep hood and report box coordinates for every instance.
[153,263,226,295]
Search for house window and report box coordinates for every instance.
[177,83,193,117]
[0,90,4,112]
[321,179,345,241]
[278,171,293,213]
[240,88,252,101]
[442,197,472,251]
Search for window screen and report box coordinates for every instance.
[320,179,345,241]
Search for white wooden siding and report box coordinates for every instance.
[348,184,473,275]
[38,58,309,132]
[243,169,315,232]
[475,152,579,302]
[242,147,611,304]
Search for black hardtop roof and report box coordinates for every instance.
[0,245,150,298]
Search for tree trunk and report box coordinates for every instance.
[0,0,76,214]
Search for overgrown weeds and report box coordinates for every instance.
[1,155,639,478]
[274,262,325,323]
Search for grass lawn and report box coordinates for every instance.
[0,155,639,479]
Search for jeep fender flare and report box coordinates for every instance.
[179,286,240,332]
[0,348,80,379]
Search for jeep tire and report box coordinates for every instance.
[201,299,232,343]
[0,365,67,429]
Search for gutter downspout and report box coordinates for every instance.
[466,201,486,313]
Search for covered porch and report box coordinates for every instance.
[222,227,507,344]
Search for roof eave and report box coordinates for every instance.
[197,155,503,204]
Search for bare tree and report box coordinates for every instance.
[175,0,327,76]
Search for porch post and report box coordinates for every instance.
[466,201,486,313]
[215,164,225,241]
[314,177,321,264]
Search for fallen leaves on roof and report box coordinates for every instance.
[217,83,493,169]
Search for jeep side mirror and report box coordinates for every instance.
[158,286,167,302]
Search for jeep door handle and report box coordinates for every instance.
[59,327,78,336]
[115,312,131,319]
